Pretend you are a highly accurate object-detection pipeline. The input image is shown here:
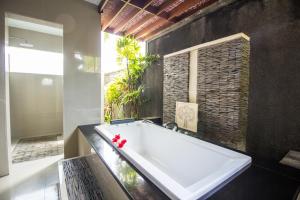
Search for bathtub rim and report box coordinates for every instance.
[95,121,252,200]
[92,123,171,199]
[96,123,188,199]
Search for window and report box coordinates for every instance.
[8,47,63,75]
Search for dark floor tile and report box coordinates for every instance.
[208,165,300,200]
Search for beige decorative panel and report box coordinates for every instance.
[176,102,198,132]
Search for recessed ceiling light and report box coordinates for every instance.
[19,43,34,48]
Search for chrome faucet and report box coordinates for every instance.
[163,122,178,131]
[142,119,154,124]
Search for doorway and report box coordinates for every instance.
[6,13,64,163]
[0,12,64,200]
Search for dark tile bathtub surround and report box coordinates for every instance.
[143,0,300,161]
[78,124,169,200]
[78,124,300,200]
[62,157,104,200]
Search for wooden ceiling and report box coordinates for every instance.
[99,0,217,41]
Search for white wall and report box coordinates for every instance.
[0,12,10,177]
[0,0,102,176]
[9,73,63,139]
[8,27,63,139]
[9,27,63,53]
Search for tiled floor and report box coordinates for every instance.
[12,135,63,163]
[11,138,19,153]
[0,135,64,200]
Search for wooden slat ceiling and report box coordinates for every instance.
[99,0,217,41]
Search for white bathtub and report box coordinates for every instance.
[95,121,251,200]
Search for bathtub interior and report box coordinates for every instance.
[99,122,249,189]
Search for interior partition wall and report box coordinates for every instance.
[0,0,102,176]
[163,33,250,150]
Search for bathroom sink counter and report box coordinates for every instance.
[78,124,300,200]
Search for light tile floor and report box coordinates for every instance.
[11,138,19,153]
[0,135,64,200]
[12,135,63,163]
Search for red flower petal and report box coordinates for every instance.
[120,139,127,144]
[115,134,120,139]
[112,138,118,143]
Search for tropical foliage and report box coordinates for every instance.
[104,36,158,122]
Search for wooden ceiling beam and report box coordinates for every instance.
[146,0,227,42]
[112,9,140,34]
[168,0,208,20]
[123,0,171,21]
[172,0,217,22]
[124,15,154,35]
[113,0,155,34]
[141,22,171,40]
[125,0,178,35]
[102,0,132,31]
[136,0,217,40]
[98,0,109,14]
[135,18,170,39]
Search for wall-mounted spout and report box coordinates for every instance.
[163,122,178,131]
